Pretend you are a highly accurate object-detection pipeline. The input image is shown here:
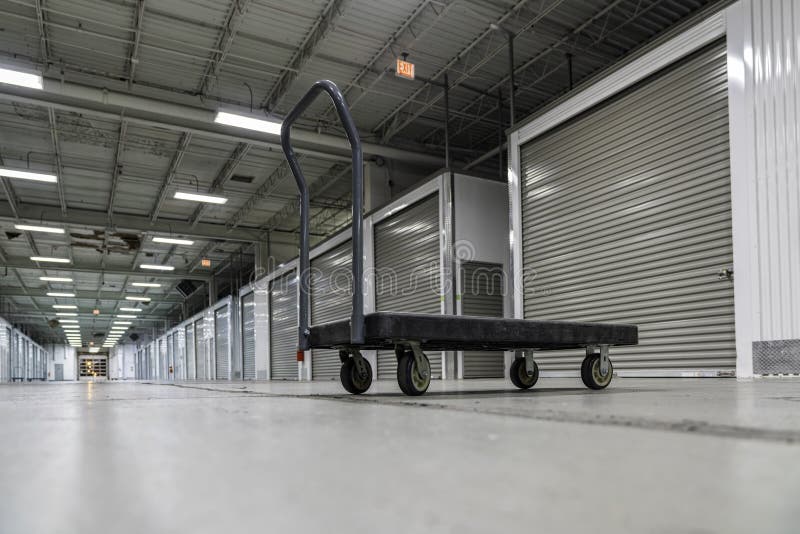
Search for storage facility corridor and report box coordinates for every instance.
[0,0,798,532]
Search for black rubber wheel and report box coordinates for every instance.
[340,357,373,394]
[509,358,539,389]
[397,350,431,396]
[580,354,613,390]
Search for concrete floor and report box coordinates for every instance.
[1,378,799,534]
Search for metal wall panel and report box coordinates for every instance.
[194,319,206,380]
[241,293,256,380]
[173,332,181,380]
[460,261,505,378]
[2,327,10,382]
[727,0,800,375]
[215,305,230,380]
[270,272,298,380]
[519,42,735,372]
[374,195,441,379]
[185,324,195,379]
[311,240,352,380]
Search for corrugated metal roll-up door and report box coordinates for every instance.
[460,261,505,378]
[519,42,735,373]
[241,293,256,380]
[311,241,351,380]
[195,319,206,380]
[215,305,230,380]
[374,194,441,379]
[270,273,298,380]
[186,324,195,380]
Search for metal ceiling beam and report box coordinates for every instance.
[1,259,210,281]
[127,0,146,88]
[33,0,50,65]
[190,142,250,227]
[0,288,182,303]
[323,0,458,120]
[225,158,295,230]
[422,0,629,146]
[262,0,346,113]
[107,119,128,219]
[0,177,20,218]
[375,0,567,143]
[46,108,67,215]
[4,310,173,322]
[149,132,192,222]
[0,80,442,166]
[197,0,253,98]
[0,202,296,244]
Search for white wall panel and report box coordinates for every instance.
[727,0,800,376]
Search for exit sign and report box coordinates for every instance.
[396,58,415,80]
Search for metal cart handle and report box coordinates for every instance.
[280,80,364,351]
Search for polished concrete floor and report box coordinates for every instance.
[1,377,799,533]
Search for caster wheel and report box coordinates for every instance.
[340,357,372,394]
[397,350,431,396]
[581,354,613,390]
[509,358,539,389]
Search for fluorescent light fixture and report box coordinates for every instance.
[14,224,64,234]
[0,66,43,89]
[61,326,80,330]
[139,264,174,271]
[119,307,142,312]
[125,296,151,302]
[0,167,56,183]
[52,304,77,309]
[214,110,282,135]
[56,312,77,316]
[47,292,75,297]
[116,315,136,319]
[89,347,100,353]
[58,319,79,324]
[153,236,194,246]
[131,282,160,288]
[113,321,132,325]
[31,256,70,263]
[173,191,228,204]
[40,276,72,282]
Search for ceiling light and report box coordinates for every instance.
[89,347,100,353]
[47,292,75,297]
[14,224,64,234]
[31,256,70,263]
[214,110,282,135]
[58,319,78,323]
[0,167,56,183]
[0,66,43,89]
[119,307,141,312]
[139,264,174,271]
[52,304,77,309]
[173,191,228,204]
[153,237,194,246]
[113,321,132,325]
[40,276,72,282]
[116,315,136,319]
[56,312,77,316]
[125,296,151,302]
[61,326,80,330]
[131,282,161,288]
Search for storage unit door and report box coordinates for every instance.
[173,333,181,380]
[311,241,351,380]
[185,324,196,379]
[195,319,206,380]
[215,305,230,380]
[519,42,735,373]
[270,273,298,380]
[460,261,505,378]
[241,293,256,380]
[374,194,441,379]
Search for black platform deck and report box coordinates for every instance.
[309,312,638,351]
